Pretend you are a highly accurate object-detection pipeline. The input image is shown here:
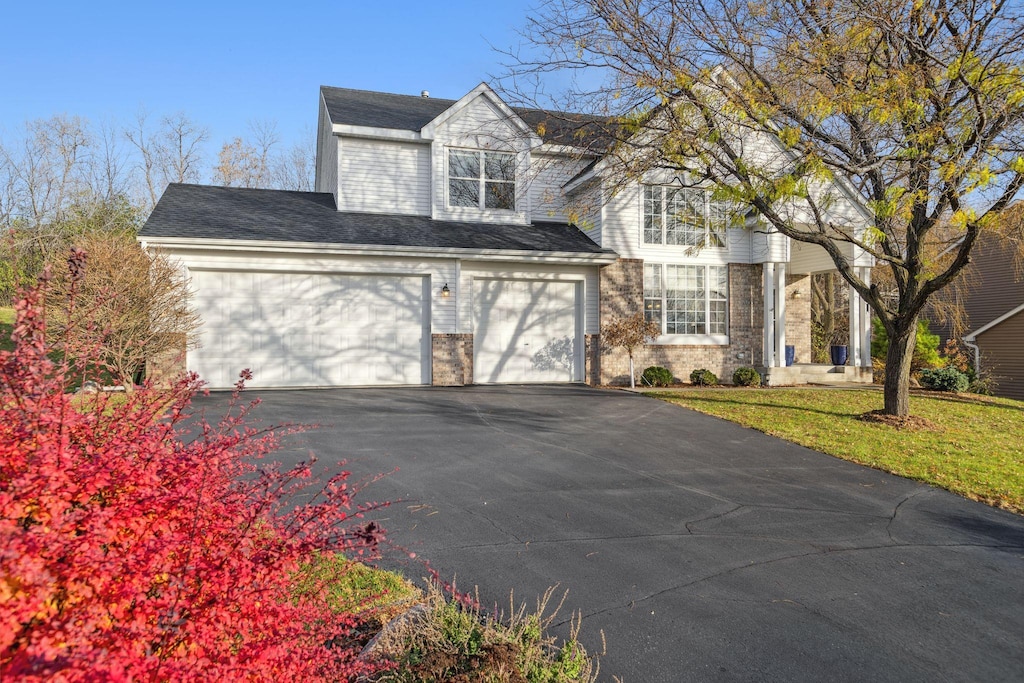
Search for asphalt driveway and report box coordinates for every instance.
[197,385,1024,682]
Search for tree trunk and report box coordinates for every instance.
[628,354,636,389]
[883,317,917,416]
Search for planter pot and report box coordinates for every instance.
[785,345,796,366]
[830,345,849,366]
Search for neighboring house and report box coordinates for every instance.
[929,231,1024,400]
[965,303,1024,401]
[139,83,874,389]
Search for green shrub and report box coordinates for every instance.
[641,365,674,387]
[920,367,969,393]
[732,366,761,386]
[871,318,942,370]
[689,368,718,386]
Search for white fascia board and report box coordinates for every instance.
[964,302,1024,341]
[141,236,619,265]
[420,83,543,146]
[562,161,605,194]
[536,143,599,157]
[330,124,427,142]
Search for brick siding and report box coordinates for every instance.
[431,333,474,386]
[598,260,776,385]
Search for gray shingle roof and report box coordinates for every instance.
[140,184,612,256]
[320,86,612,147]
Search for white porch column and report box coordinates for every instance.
[775,263,787,366]
[763,263,776,367]
[848,267,875,367]
[848,276,862,367]
[859,267,872,367]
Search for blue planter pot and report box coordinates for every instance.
[785,345,795,366]
[830,345,849,366]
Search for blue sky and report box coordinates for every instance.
[1,0,537,149]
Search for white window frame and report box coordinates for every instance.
[641,185,734,248]
[447,148,517,212]
[643,263,729,344]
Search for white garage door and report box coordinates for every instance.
[473,279,580,383]
[190,270,428,389]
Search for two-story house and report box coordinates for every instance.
[139,83,875,389]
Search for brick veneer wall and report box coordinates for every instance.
[431,333,473,386]
[598,260,767,385]
[785,274,812,365]
[584,334,601,385]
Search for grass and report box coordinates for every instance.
[0,306,13,352]
[296,552,421,624]
[293,553,600,681]
[648,388,1024,514]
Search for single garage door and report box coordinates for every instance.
[190,270,428,388]
[473,279,580,383]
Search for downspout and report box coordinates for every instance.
[963,337,981,377]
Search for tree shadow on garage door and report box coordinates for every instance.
[193,272,430,388]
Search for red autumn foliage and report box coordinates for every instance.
[0,278,391,681]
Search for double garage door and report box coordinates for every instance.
[190,271,429,389]
[189,270,581,389]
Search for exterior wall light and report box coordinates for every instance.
[441,283,451,298]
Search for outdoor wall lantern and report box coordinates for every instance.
[441,283,451,298]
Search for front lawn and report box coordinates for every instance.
[649,388,1024,514]
[0,306,13,352]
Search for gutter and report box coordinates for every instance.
[137,235,619,265]
[962,337,981,377]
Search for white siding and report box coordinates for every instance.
[601,181,751,264]
[458,262,600,335]
[163,249,457,334]
[566,179,603,247]
[315,98,338,200]
[431,96,533,225]
[337,138,431,216]
[528,153,589,223]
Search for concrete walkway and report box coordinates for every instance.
[200,385,1024,682]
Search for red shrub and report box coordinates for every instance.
[0,281,390,681]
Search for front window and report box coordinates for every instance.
[643,185,736,247]
[448,149,516,211]
[644,264,728,337]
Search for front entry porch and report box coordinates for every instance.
[760,254,874,386]
[763,363,874,386]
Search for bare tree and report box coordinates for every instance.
[601,313,661,388]
[504,0,1024,416]
[270,126,316,191]
[44,232,201,391]
[0,116,93,227]
[126,110,208,208]
[212,119,279,188]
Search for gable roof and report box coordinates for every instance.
[320,86,611,147]
[140,184,614,257]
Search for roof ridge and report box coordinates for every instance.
[320,84,459,104]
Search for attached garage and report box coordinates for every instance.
[190,270,429,389]
[472,279,581,383]
[139,184,615,389]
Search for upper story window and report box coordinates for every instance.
[642,185,734,248]
[448,149,516,211]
